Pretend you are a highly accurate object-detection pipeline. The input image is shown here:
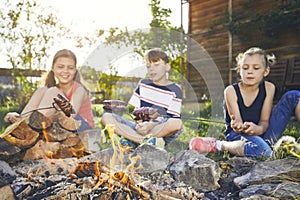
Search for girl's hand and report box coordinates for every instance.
[231,121,244,133]
[242,122,261,135]
[4,112,20,123]
[230,115,244,133]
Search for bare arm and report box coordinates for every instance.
[224,85,244,132]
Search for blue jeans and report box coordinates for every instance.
[74,114,92,132]
[111,113,183,144]
[226,90,300,158]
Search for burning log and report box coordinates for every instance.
[29,110,53,130]
[23,132,86,161]
[55,111,81,131]
[44,122,68,142]
[0,110,88,162]
[23,140,60,161]
[2,119,39,148]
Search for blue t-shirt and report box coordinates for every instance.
[224,81,266,135]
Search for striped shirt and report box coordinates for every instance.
[128,78,182,118]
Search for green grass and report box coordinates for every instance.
[1,104,299,160]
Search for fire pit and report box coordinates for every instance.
[1,118,206,200]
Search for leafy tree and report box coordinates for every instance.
[0,0,67,107]
[98,65,121,100]
[88,0,187,99]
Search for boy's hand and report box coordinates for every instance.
[132,107,158,121]
[136,121,158,136]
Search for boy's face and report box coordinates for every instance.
[146,58,171,83]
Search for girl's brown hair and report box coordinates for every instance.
[45,49,80,87]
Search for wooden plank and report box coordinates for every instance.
[265,59,289,102]
[187,0,300,102]
[285,57,300,90]
[0,68,45,77]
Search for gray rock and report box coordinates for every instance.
[226,157,257,175]
[0,138,22,163]
[82,144,171,174]
[82,147,115,168]
[132,143,171,174]
[234,158,300,188]
[240,194,279,200]
[0,160,17,187]
[78,128,102,153]
[169,150,221,192]
[239,182,300,199]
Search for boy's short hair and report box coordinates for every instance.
[145,48,169,63]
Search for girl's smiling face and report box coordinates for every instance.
[52,57,77,85]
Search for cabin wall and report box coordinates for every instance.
[186,0,300,104]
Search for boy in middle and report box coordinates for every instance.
[101,48,183,147]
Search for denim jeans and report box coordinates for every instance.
[74,114,92,132]
[226,90,300,158]
[111,113,183,144]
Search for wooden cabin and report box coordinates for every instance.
[185,0,300,106]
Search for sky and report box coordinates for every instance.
[45,0,188,31]
[42,0,189,72]
[0,0,188,77]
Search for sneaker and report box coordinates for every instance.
[147,137,165,148]
[189,137,216,153]
[119,138,139,149]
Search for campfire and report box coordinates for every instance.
[0,108,206,200]
[0,96,209,199]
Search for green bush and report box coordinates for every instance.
[283,119,300,140]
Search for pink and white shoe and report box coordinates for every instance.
[189,137,217,153]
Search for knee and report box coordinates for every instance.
[283,90,300,99]
[44,87,63,97]
[101,112,114,125]
[296,101,300,122]
[168,118,183,131]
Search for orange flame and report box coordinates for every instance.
[100,124,146,197]
[94,161,101,181]
[46,151,54,159]
[71,146,85,159]
[126,154,143,173]
[41,121,48,142]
